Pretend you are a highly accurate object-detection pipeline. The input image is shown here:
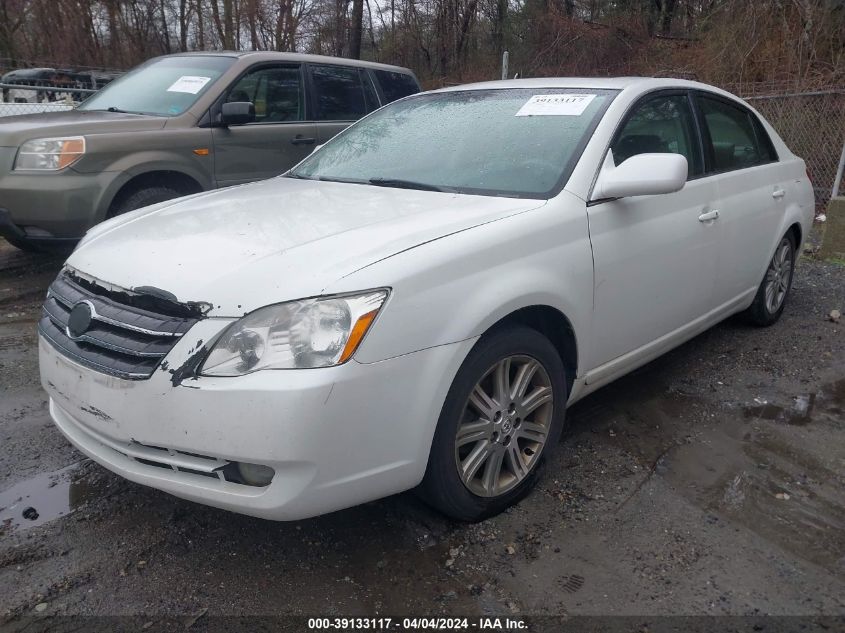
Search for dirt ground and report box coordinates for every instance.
[0,234,843,628]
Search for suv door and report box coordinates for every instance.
[586,91,720,372]
[694,92,783,305]
[308,64,380,145]
[211,63,316,187]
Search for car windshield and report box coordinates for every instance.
[78,56,235,117]
[288,88,617,198]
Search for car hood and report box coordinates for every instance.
[67,177,545,316]
[0,109,166,146]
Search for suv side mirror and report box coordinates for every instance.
[593,152,688,200]
[221,101,255,126]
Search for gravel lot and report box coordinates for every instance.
[0,235,843,627]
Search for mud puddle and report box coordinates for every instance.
[0,462,98,533]
[743,379,845,426]
[656,379,845,573]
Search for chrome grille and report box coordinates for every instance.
[39,273,199,380]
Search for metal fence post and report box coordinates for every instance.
[833,140,845,200]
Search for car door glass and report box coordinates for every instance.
[311,65,368,121]
[611,95,702,177]
[373,70,420,103]
[225,65,304,123]
[699,96,764,171]
[361,70,380,112]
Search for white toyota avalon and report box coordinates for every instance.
[39,78,814,521]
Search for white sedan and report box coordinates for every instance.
[39,78,814,521]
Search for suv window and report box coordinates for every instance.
[310,65,369,121]
[698,95,772,172]
[373,70,419,103]
[611,94,703,177]
[226,65,304,123]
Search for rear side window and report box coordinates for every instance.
[698,95,775,172]
[310,65,368,121]
[611,94,703,177]
[373,70,420,104]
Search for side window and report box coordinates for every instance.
[698,96,770,172]
[225,65,304,123]
[752,115,779,163]
[373,70,420,104]
[611,94,703,177]
[311,65,368,121]
[361,70,380,112]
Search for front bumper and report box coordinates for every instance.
[40,321,475,520]
[0,155,119,240]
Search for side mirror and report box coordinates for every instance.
[221,101,255,126]
[593,152,688,200]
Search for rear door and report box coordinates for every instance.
[372,69,421,104]
[308,64,381,145]
[211,63,317,187]
[694,92,783,305]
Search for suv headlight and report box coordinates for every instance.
[14,136,86,171]
[200,289,389,376]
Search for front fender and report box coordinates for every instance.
[328,196,594,369]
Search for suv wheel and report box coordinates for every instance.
[420,326,567,521]
[3,235,42,253]
[111,185,183,217]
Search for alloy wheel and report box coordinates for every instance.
[454,355,554,497]
[765,237,792,314]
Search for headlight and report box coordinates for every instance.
[200,289,389,376]
[14,136,86,171]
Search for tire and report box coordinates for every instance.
[3,235,42,253]
[110,185,183,217]
[420,326,567,522]
[745,233,796,327]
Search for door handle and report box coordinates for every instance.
[698,210,720,222]
[291,136,316,146]
[772,188,786,199]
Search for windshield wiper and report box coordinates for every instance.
[368,178,445,192]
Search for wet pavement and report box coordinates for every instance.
[0,236,843,622]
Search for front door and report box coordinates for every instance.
[211,63,317,187]
[585,92,720,372]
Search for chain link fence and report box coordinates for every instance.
[0,82,96,117]
[738,86,845,209]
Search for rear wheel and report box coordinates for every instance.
[420,326,567,521]
[745,233,795,326]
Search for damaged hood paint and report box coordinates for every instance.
[67,176,545,316]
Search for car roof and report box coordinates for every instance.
[164,51,415,75]
[434,77,737,99]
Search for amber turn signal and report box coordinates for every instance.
[339,310,379,363]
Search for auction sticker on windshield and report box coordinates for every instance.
[167,76,212,94]
[515,93,596,116]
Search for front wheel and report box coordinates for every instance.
[745,233,796,326]
[420,326,567,521]
[109,185,183,217]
